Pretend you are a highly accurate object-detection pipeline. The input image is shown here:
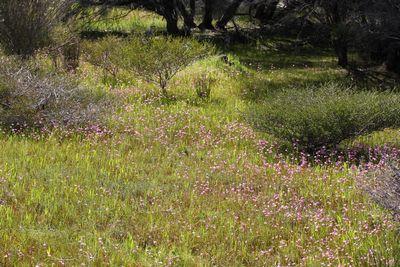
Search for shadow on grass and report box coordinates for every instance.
[237,69,348,102]
[215,39,351,102]
[231,41,337,70]
[80,29,167,41]
[80,30,130,40]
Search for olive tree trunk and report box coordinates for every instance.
[199,0,215,31]
[216,0,244,30]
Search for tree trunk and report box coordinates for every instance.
[177,0,196,31]
[216,0,244,31]
[165,16,180,35]
[334,40,348,67]
[190,0,196,18]
[162,0,180,35]
[254,0,279,25]
[199,0,215,31]
[385,42,400,74]
[328,3,348,67]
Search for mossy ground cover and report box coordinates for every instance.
[0,10,399,266]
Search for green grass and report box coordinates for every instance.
[1,107,398,265]
[1,12,400,266]
[348,129,400,149]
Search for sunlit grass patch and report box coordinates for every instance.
[0,131,399,265]
[347,129,400,149]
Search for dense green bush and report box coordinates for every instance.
[247,83,400,151]
[0,55,108,130]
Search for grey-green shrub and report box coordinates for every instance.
[247,83,400,151]
[0,55,108,130]
[359,161,400,218]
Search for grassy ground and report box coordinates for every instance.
[1,10,399,266]
[81,9,166,34]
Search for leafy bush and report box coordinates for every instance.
[51,27,81,72]
[0,55,108,131]
[247,83,400,151]
[118,36,214,94]
[0,0,74,57]
[82,36,214,94]
[82,36,122,82]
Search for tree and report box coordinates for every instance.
[79,0,200,35]
[80,0,252,34]
[311,0,399,70]
[199,0,215,30]
[318,0,357,67]
[360,0,400,73]
[251,0,279,25]
[216,0,246,30]
[274,0,362,67]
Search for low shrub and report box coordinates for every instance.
[82,36,214,92]
[0,55,108,131]
[193,72,216,99]
[81,36,122,82]
[247,83,400,151]
[358,162,400,219]
[118,36,214,94]
[51,27,82,72]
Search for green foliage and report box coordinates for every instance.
[82,36,122,81]
[51,26,81,72]
[346,129,400,149]
[193,72,217,99]
[0,97,398,266]
[82,36,215,93]
[118,36,215,94]
[247,83,400,151]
